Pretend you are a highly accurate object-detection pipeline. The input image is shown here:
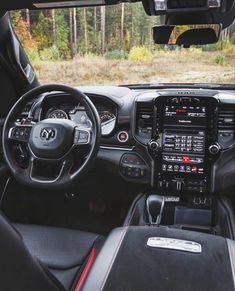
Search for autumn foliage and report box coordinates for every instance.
[11,12,38,49]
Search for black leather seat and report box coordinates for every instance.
[0,213,103,291]
[13,223,104,290]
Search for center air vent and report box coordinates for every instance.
[218,105,235,131]
[136,102,154,142]
[218,104,235,149]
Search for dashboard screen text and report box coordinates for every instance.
[164,105,206,127]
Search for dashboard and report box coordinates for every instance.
[15,86,235,196]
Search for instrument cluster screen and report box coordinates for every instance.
[164,105,206,127]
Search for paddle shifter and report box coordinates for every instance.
[146,195,165,226]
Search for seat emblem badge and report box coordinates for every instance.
[147,237,202,253]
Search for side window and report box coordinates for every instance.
[0,64,17,117]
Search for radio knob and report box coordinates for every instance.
[149,140,160,150]
[148,140,160,157]
[209,144,220,155]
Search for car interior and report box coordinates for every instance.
[1,0,235,290]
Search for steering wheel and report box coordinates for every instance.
[2,84,100,189]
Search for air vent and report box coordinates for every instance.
[137,102,153,127]
[136,102,153,140]
[218,105,235,131]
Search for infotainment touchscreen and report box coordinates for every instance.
[164,105,206,127]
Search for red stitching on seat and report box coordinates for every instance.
[74,246,96,291]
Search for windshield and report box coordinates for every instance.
[11,4,235,86]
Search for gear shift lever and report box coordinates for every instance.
[146,195,165,226]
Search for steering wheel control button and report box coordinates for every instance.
[118,131,129,143]
[10,126,32,142]
[74,129,90,145]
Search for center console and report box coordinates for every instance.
[148,96,219,194]
[81,225,235,291]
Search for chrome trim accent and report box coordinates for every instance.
[227,239,235,289]
[208,143,220,155]
[147,237,202,253]
[117,131,129,143]
[34,0,104,8]
[8,127,13,139]
[29,158,67,184]
[101,116,116,136]
[81,227,128,291]
[0,177,11,208]
[100,145,133,151]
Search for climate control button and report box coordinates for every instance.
[191,166,198,174]
[182,156,190,164]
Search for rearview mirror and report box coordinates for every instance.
[152,24,221,46]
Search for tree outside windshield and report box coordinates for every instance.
[11,4,235,85]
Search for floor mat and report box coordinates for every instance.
[1,174,142,235]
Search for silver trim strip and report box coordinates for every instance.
[29,158,67,184]
[100,145,133,151]
[227,239,235,289]
[34,0,104,8]
[82,227,128,291]
[0,177,11,208]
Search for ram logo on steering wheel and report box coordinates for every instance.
[40,128,56,141]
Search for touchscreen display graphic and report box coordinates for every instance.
[164,105,206,126]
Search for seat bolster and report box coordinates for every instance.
[13,223,104,290]
[13,223,99,269]
[0,214,64,291]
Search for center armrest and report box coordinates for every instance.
[81,226,235,291]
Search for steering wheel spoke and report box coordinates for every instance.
[27,155,72,184]
[8,125,32,143]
